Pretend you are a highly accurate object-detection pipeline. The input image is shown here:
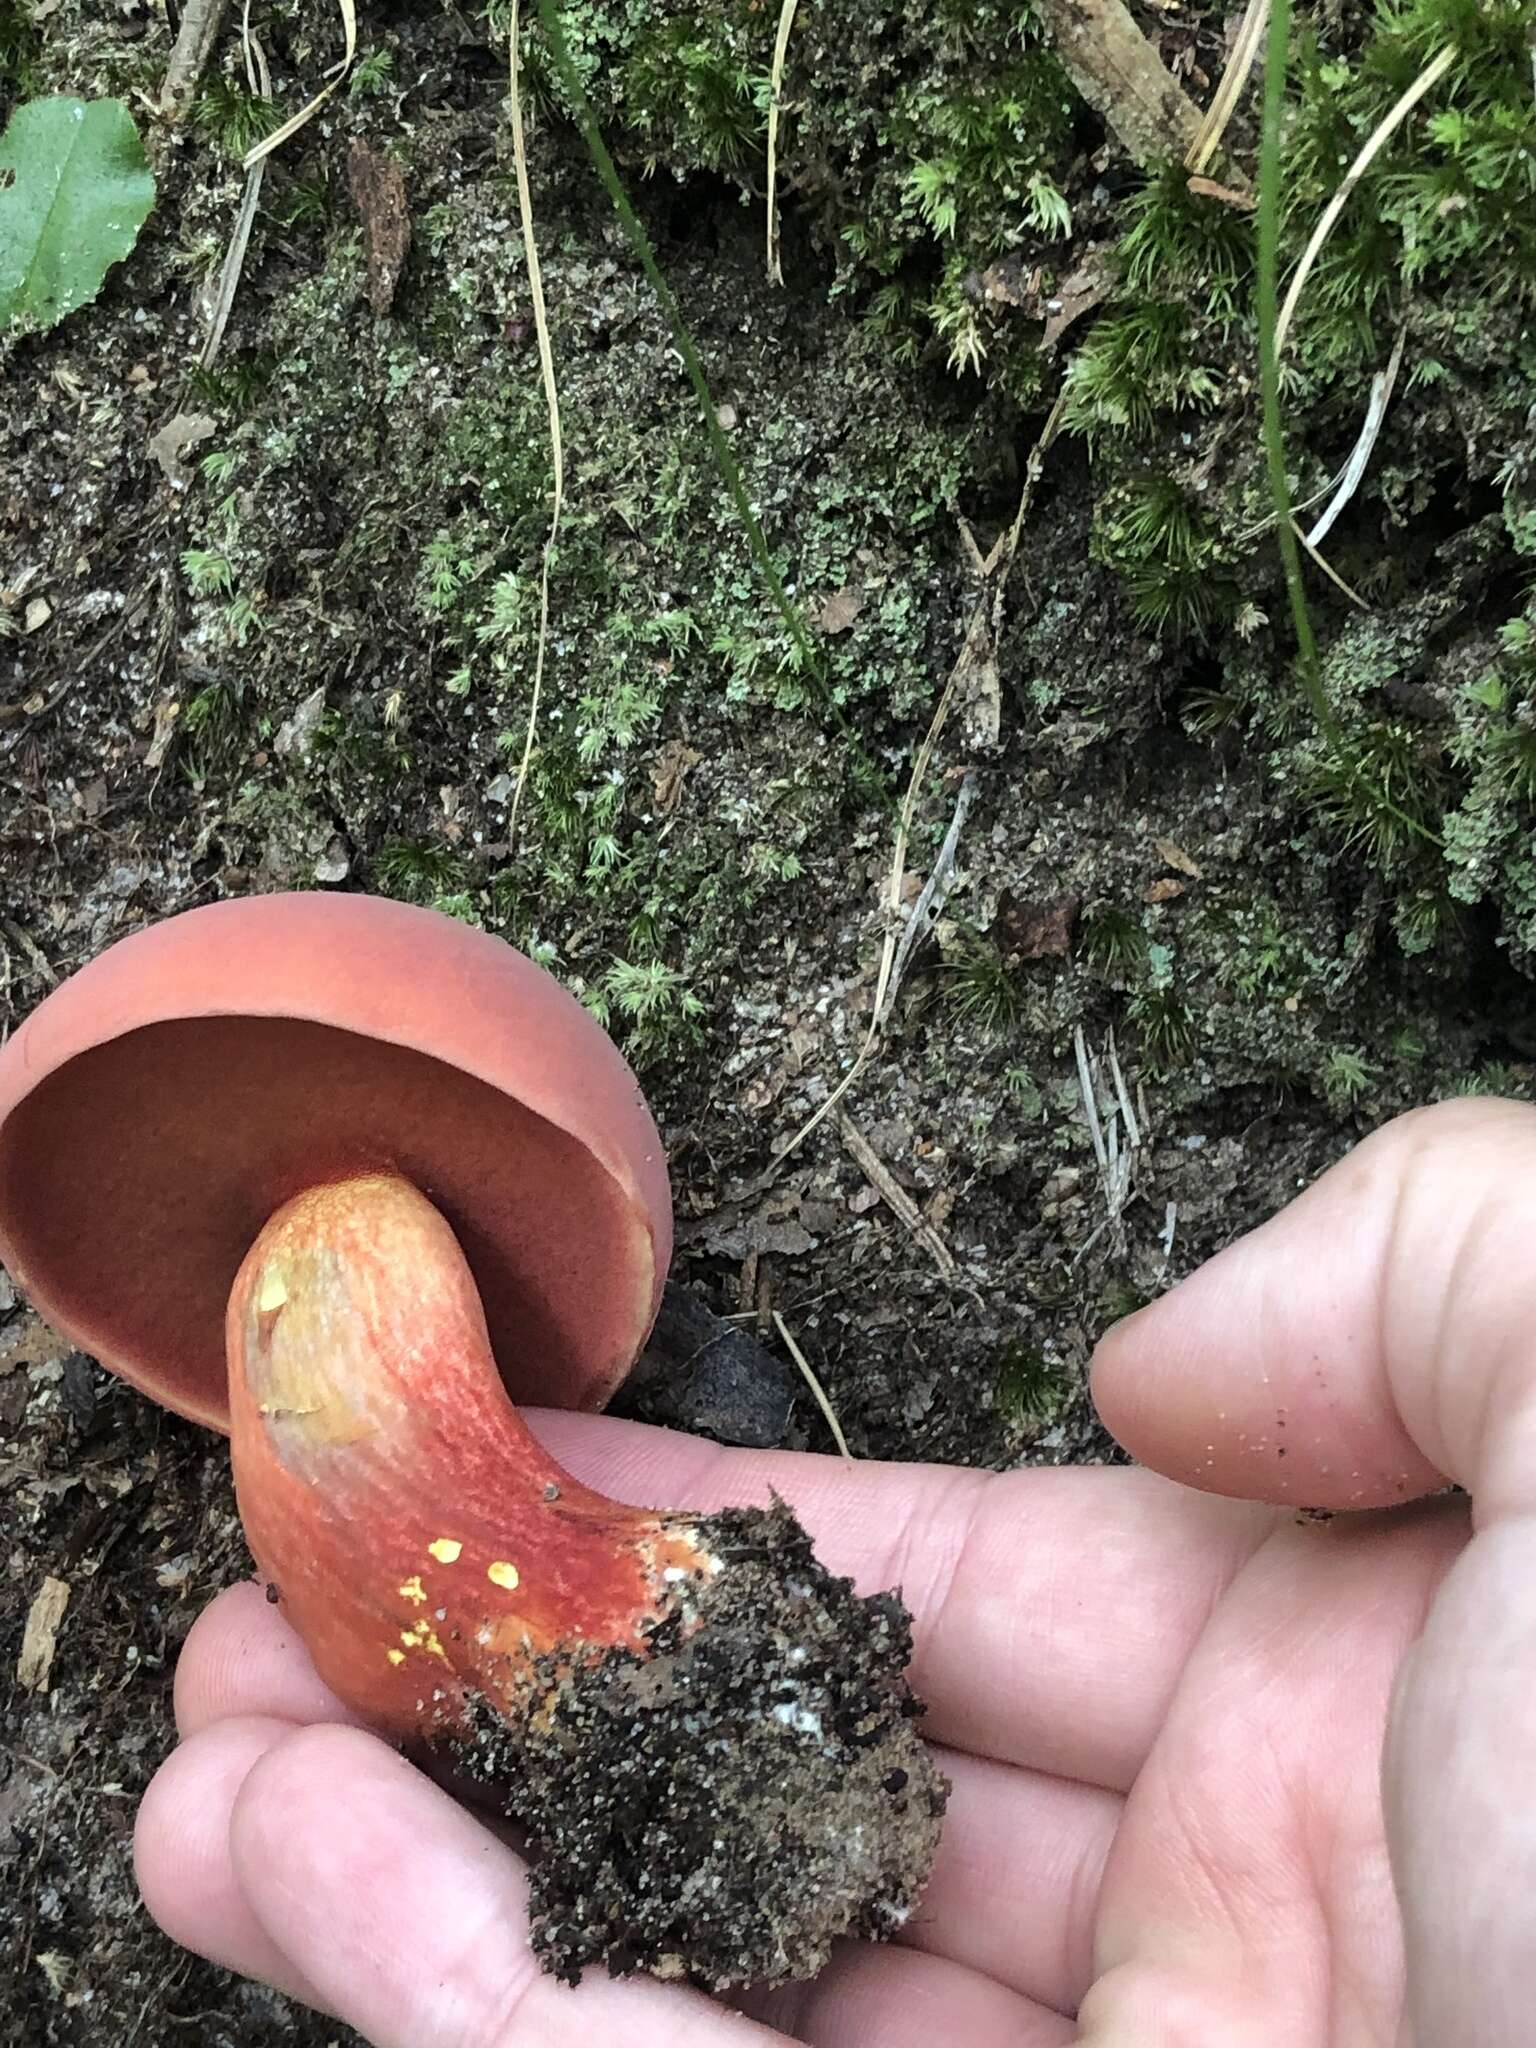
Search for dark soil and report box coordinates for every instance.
[435,1500,946,1990]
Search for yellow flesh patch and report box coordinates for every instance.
[397,1576,426,1605]
[257,1268,288,1313]
[387,1649,406,1666]
[427,1538,462,1565]
[486,1560,520,1591]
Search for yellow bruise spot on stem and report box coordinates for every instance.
[427,1538,462,1565]
[398,1576,427,1605]
[486,1560,521,1591]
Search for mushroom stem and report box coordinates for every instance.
[227,1172,714,1739]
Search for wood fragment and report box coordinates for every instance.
[347,141,412,316]
[18,1577,70,1693]
[161,0,231,112]
[836,1113,956,1280]
[1031,0,1204,168]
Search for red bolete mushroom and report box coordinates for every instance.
[0,894,943,1988]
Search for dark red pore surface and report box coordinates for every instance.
[0,1015,649,1427]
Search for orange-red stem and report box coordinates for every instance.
[227,1174,711,1738]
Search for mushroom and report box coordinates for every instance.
[0,894,944,1989]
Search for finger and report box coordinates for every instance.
[230,1721,794,2047]
[1091,1097,1536,2046]
[899,1744,1117,2012]
[529,1411,1274,1789]
[134,1715,330,2011]
[175,1583,1116,2008]
[175,1580,362,1737]
[1089,1098,1536,1510]
[755,1942,1075,2047]
[1080,1500,1464,2046]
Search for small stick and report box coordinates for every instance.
[836,1112,956,1281]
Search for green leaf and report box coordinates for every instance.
[0,96,156,334]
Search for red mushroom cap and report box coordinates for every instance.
[0,894,671,1430]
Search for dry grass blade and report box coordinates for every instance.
[1274,44,1457,355]
[878,769,976,1029]
[772,1312,852,1462]
[1293,518,1370,609]
[505,0,565,840]
[243,0,357,167]
[774,395,1063,1169]
[1306,326,1406,547]
[766,0,802,285]
[200,7,269,371]
[1186,0,1269,174]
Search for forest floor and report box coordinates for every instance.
[3,0,1533,2039]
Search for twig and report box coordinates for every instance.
[161,0,230,110]
[765,0,802,285]
[836,1111,956,1281]
[505,0,565,841]
[774,395,1065,1168]
[772,1312,852,1462]
[1031,0,1204,168]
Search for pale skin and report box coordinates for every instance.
[135,1098,1536,2046]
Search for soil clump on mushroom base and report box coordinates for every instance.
[435,1501,946,1988]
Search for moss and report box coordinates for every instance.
[0,0,43,97]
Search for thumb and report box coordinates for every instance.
[1092,1097,1536,2048]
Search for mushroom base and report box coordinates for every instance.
[425,1497,947,1990]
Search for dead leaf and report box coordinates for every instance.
[1042,251,1113,349]
[347,141,411,317]
[650,739,701,816]
[978,254,1041,311]
[18,1576,70,1692]
[950,582,1002,752]
[144,696,180,770]
[23,597,51,633]
[1143,876,1186,903]
[994,889,1080,960]
[148,410,216,488]
[275,684,328,760]
[0,1310,74,1377]
[1154,835,1202,878]
[816,586,864,636]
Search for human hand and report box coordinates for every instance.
[135,1099,1533,2045]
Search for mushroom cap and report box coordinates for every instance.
[0,895,672,1430]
